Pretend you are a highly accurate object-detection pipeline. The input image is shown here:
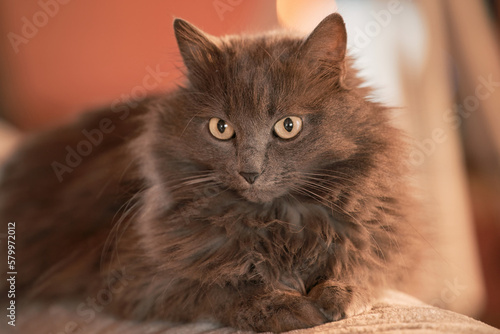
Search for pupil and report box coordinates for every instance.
[284,118,293,132]
[217,120,226,133]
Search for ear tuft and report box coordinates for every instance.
[301,13,347,67]
[173,18,221,75]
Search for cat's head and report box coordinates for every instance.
[151,14,397,205]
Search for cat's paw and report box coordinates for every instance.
[307,281,372,321]
[233,290,328,333]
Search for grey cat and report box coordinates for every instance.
[0,13,420,332]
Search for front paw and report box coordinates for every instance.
[308,281,372,321]
[233,290,328,333]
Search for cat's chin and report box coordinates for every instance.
[238,187,281,204]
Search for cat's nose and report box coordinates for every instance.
[239,172,260,184]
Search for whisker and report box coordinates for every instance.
[291,180,388,263]
[109,208,142,272]
[162,169,214,180]
[167,176,217,192]
[159,171,216,190]
[298,172,357,185]
[299,179,342,195]
[101,186,147,272]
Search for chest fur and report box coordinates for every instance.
[144,196,361,289]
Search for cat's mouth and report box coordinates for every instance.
[237,183,287,204]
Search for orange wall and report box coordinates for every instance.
[0,0,277,130]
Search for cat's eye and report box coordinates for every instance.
[273,116,302,139]
[209,117,235,140]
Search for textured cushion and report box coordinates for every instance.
[5,290,498,334]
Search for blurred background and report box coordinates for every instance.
[0,0,499,328]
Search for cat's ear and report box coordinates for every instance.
[300,13,347,84]
[173,18,221,77]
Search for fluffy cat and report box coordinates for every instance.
[0,13,419,333]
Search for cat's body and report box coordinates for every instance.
[0,14,420,332]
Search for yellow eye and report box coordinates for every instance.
[209,117,235,140]
[274,116,302,139]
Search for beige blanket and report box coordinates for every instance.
[4,290,498,334]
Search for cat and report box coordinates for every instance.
[0,13,420,333]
